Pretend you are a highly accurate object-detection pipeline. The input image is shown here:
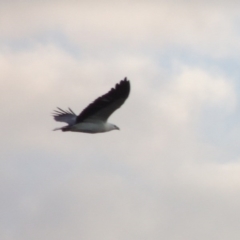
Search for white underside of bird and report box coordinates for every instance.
[53,121,119,133]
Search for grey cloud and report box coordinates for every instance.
[1,1,240,57]
[1,2,240,240]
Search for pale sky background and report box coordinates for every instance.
[1,1,240,240]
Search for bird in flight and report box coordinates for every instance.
[52,77,130,133]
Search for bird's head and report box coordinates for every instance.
[106,123,120,131]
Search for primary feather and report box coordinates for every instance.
[52,107,77,125]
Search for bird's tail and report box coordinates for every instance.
[53,126,70,131]
[53,127,63,131]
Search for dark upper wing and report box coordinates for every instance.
[76,78,130,123]
[52,107,77,125]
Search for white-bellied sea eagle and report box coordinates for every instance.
[52,78,130,133]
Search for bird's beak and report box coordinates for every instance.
[116,126,120,130]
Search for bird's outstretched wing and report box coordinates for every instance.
[76,78,130,123]
[52,107,77,125]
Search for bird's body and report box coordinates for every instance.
[56,121,118,133]
[52,78,130,134]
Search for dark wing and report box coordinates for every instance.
[52,107,77,125]
[76,78,130,123]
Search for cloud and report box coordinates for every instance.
[1,1,240,57]
[1,1,240,240]
[158,66,236,124]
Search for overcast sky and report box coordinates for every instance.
[1,1,240,240]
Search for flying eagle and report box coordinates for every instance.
[52,78,130,133]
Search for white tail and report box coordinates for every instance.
[53,127,63,131]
